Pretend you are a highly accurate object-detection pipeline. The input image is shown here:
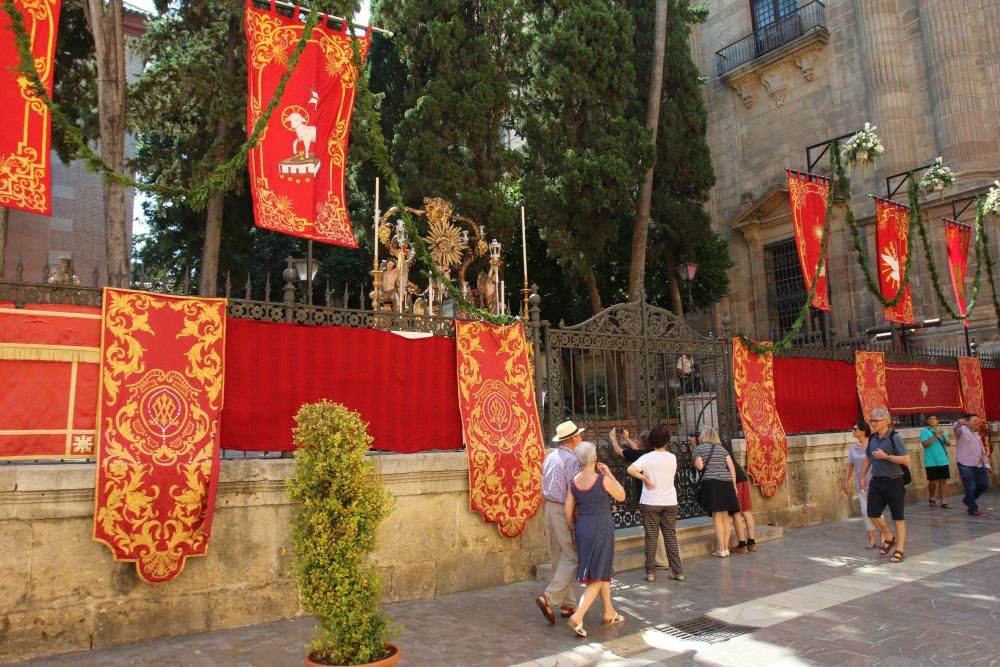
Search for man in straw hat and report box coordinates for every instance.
[536,420,584,623]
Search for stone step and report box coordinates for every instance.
[535,518,784,581]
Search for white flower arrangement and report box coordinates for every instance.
[841,122,885,167]
[918,157,956,198]
[983,180,1000,216]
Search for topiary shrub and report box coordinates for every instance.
[288,400,395,665]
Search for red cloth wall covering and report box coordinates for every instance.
[981,368,1000,421]
[773,356,858,434]
[221,317,464,453]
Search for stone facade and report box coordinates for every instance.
[695,0,1000,346]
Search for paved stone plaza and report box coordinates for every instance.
[19,490,1000,667]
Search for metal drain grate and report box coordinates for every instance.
[655,615,756,644]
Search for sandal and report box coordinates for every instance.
[878,536,896,556]
[940,503,952,509]
[536,596,555,624]
[928,499,937,506]
[560,605,576,618]
[889,550,904,563]
[567,617,587,637]
[669,572,686,581]
[712,550,730,558]
[603,613,625,625]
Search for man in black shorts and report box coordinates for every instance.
[861,408,910,563]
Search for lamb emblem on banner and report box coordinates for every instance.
[279,104,320,180]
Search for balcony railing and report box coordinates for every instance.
[716,1,827,76]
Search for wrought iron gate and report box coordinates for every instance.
[541,301,733,528]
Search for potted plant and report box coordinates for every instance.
[288,400,399,667]
[918,157,956,199]
[983,180,1000,217]
[841,122,885,172]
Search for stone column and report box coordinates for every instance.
[919,0,998,168]
[852,0,918,173]
[979,0,1000,134]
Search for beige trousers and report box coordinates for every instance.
[543,500,578,607]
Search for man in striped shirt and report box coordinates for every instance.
[536,420,583,624]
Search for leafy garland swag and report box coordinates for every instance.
[4,1,997,330]
[1,0,512,323]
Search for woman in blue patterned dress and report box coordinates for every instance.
[563,441,627,637]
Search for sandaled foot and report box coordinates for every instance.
[889,550,904,563]
[928,499,937,506]
[603,612,625,625]
[567,617,587,637]
[559,605,576,618]
[536,595,555,624]
[712,550,730,558]
[646,573,655,582]
[878,536,896,556]
[669,572,685,581]
[940,503,952,509]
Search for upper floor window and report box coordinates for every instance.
[751,0,798,32]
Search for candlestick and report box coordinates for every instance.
[500,280,505,314]
[373,177,380,268]
[520,206,528,284]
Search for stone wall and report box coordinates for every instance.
[730,425,1000,529]
[0,452,547,663]
[3,428,997,662]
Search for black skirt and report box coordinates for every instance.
[700,478,740,514]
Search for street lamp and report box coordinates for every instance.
[291,256,320,305]
[677,262,699,311]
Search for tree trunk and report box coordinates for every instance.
[198,11,240,297]
[0,207,8,279]
[664,242,684,320]
[627,0,668,302]
[84,0,128,285]
[585,266,602,314]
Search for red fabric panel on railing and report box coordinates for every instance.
[885,362,964,414]
[981,368,1000,421]
[773,356,858,434]
[221,317,464,452]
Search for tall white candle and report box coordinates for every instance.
[374,177,380,267]
[500,280,505,314]
[520,206,528,284]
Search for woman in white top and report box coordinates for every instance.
[627,425,684,582]
[843,419,878,549]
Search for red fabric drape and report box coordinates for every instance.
[787,170,831,311]
[884,362,963,414]
[944,219,971,324]
[957,356,991,454]
[874,197,914,324]
[855,351,889,420]
[221,318,463,453]
[773,357,857,433]
[981,368,1000,421]
[732,338,788,497]
[0,0,60,214]
[244,1,370,246]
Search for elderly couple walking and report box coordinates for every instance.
[535,420,683,637]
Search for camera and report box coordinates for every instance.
[614,427,624,435]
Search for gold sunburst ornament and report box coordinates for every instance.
[426,218,466,267]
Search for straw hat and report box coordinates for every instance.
[551,420,584,443]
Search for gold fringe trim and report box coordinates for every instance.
[0,343,100,363]
[0,307,101,320]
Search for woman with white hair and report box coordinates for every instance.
[563,441,627,637]
[693,426,740,557]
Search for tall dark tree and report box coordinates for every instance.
[519,0,652,315]
[377,0,526,238]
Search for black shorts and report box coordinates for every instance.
[868,477,905,520]
[925,464,951,481]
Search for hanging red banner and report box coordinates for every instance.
[93,289,226,584]
[245,1,370,246]
[944,219,971,325]
[874,196,914,324]
[855,350,889,421]
[0,0,61,215]
[957,356,991,455]
[455,322,545,537]
[732,338,788,498]
[787,170,831,311]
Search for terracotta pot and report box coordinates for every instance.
[305,644,401,667]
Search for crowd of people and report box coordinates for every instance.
[537,409,992,636]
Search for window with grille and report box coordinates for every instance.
[751,0,802,56]
[751,0,798,30]
[764,238,825,341]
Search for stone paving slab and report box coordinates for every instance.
[15,490,1000,667]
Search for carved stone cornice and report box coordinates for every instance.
[723,33,828,109]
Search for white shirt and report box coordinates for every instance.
[632,450,678,506]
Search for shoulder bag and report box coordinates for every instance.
[695,444,717,509]
[891,431,912,485]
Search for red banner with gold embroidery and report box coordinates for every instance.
[957,356,991,454]
[855,351,889,421]
[245,1,369,246]
[885,362,963,414]
[455,322,544,537]
[944,219,971,325]
[732,338,788,497]
[93,289,226,583]
[0,0,60,214]
[787,170,830,311]
[0,304,100,459]
[874,197,914,324]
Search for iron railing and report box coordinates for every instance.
[716,1,827,76]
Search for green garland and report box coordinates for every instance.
[345,19,513,325]
[1,0,322,210]
[738,143,838,355]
